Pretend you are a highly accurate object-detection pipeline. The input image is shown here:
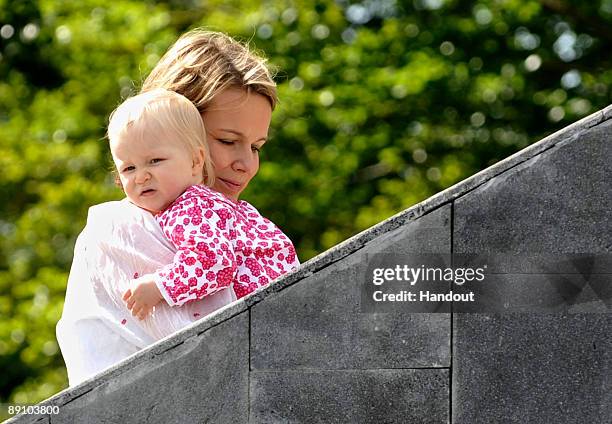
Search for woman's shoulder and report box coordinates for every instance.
[87,198,150,224]
[84,198,171,250]
[87,199,126,214]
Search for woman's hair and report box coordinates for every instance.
[141,29,277,113]
[107,88,214,186]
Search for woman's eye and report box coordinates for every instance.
[251,145,261,153]
[218,139,234,145]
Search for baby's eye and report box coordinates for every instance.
[122,165,135,173]
[150,158,164,164]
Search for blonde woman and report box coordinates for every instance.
[57,30,299,386]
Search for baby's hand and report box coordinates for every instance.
[123,275,163,320]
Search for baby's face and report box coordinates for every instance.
[111,131,204,214]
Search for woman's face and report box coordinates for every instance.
[202,88,272,200]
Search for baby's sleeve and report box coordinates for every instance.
[154,195,237,307]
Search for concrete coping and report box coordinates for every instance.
[18,103,612,415]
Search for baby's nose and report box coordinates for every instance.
[135,169,151,184]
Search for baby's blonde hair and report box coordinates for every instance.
[141,29,277,113]
[107,88,214,186]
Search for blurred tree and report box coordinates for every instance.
[0,0,610,408]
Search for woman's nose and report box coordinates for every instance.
[231,149,255,173]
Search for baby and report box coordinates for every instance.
[106,88,299,320]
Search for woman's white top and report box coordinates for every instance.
[56,199,236,386]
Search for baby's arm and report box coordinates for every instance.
[154,193,237,307]
[123,275,163,320]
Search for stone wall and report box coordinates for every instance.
[8,104,611,423]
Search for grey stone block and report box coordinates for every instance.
[452,120,612,421]
[453,314,612,423]
[49,313,249,424]
[250,369,449,423]
[454,119,612,255]
[251,206,451,370]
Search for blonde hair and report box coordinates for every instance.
[141,29,277,113]
[107,88,214,186]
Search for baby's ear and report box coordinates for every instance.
[191,147,206,175]
[112,170,125,191]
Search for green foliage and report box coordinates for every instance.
[1,0,610,405]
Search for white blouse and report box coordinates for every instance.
[56,199,235,386]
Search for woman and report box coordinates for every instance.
[56,30,293,386]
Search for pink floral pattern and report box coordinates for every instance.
[154,185,299,306]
